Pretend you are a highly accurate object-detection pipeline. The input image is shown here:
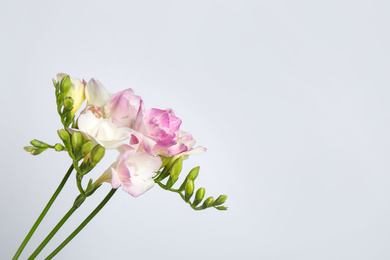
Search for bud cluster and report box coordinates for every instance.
[154,156,228,211]
[53,76,75,128]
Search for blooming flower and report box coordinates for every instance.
[162,130,207,158]
[104,88,142,128]
[98,146,162,197]
[133,104,186,156]
[75,110,131,149]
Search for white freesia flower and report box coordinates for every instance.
[75,110,131,149]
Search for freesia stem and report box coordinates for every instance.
[12,164,74,260]
[27,204,78,260]
[44,189,117,260]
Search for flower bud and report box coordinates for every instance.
[160,156,173,169]
[81,140,93,156]
[187,166,199,181]
[71,132,84,150]
[192,187,205,207]
[213,195,227,206]
[63,96,74,110]
[170,157,183,181]
[61,75,72,93]
[30,139,48,149]
[27,147,46,155]
[54,143,65,151]
[57,129,70,141]
[184,180,194,202]
[202,196,214,209]
[90,145,105,166]
[24,146,35,152]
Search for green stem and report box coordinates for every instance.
[44,189,117,260]
[27,204,79,260]
[12,164,74,260]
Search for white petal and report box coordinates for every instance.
[85,78,111,107]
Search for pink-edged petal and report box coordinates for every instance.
[110,167,122,189]
[122,178,155,198]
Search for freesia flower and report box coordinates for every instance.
[134,104,185,156]
[104,88,142,128]
[57,73,86,116]
[163,130,207,158]
[75,110,131,149]
[98,145,162,197]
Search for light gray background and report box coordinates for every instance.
[1,1,390,259]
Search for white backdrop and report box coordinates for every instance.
[1,1,390,259]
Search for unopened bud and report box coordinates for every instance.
[63,97,74,110]
[187,166,199,181]
[30,147,46,155]
[184,180,194,202]
[24,146,35,153]
[170,157,183,181]
[71,132,83,150]
[81,140,93,156]
[58,129,70,141]
[192,187,205,207]
[202,196,214,209]
[213,195,227,206]
[61,75,71,93]
[90,145,105,166]
[30,139,48,149]
[54,143,65,151]
[160,156,173,169]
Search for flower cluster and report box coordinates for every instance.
[57,73,206,197]
[17,73,227,260]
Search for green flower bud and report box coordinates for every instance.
[170,157,183,181]
[61,75,71,93]
[187,166,199,181]
[213,195,227,206]
[81,140,93,156]
[202,196,214,209]
[192,187,205,207]
[30,147,46,155]
[184,180,194,202]
[24,146,35,153]
[160,156,173,169]
[90,145,105,166]
[63,96,74,110]
[54,143,65,151]
[30,139,48,149]
[71,132,83,150]
[57,129,70,141]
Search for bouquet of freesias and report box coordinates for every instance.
[13,74,228,260]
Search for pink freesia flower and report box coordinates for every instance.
[110,148,162,197]
[104,89,142,128]
[162,130,207,158]
[134,104,185,156]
